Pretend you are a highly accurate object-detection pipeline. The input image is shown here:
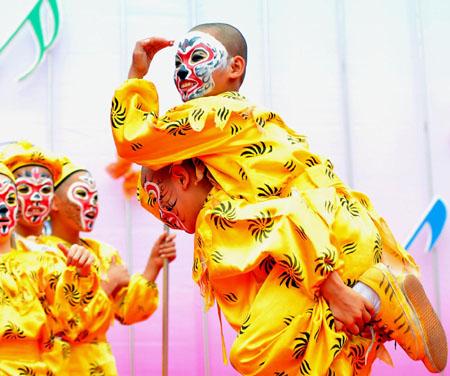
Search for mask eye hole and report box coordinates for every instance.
[41,185,53,195]
[190,49,208,64]
[75,188,87,198]
[6,193,16,206]
[17,185,30,195]
[93,194,98,204]
[161,198,176,212]
[175,55,182,68]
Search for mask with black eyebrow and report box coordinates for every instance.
[174,31,229,102]
[66,173,98,231]
[15,167,53,225]
[142,178,188,232]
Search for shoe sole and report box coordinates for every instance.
[402,274,448,373]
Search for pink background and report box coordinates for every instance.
[1,0,449,374]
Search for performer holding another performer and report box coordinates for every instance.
[110,23,447,375]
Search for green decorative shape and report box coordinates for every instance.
[0,0,60,80]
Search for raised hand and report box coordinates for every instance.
[58,243,95,277]
[142,232,177,282]
[128,37,174,79]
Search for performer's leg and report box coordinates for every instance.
[353,282,380,313]
[228,263,376,376]
[359,263,447,373]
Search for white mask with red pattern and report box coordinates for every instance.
[143,181,188,232]
[15,167,53,225]
[174,31,229,102]
[67,174,99,232]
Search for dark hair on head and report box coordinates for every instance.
[190,22,247,83]
[143,160,196,182]
[142,159,211,188]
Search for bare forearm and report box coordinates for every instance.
[320,271,346,299]
[142,261,161,282]
[320,270,374,335]
[128,67,145,79]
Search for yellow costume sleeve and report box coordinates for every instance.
[33,251,100,337]
[22,237,113,344]
[81,238,158,326]
[59,289,113,344]
[113,273,159,325]
[111,78,257,169]
[49,239,114,344]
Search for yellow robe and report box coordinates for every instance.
[36,235,159,376]
[0,248,98,376]
[111,79,417,375]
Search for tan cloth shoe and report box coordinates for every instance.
[359,263,447,373]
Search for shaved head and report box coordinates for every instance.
[190,23,247,82]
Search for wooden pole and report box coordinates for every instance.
[162,225,169,376]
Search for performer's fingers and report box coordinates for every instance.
[77,252,89,267]
[335,319,345,332]
[86,255,95,269]
[85,254,95,268]
[77,253,94,277]
[157,233,176,249]
[346,323,360,336]
[162,242,176,249]
[160,245,176,255]
[142,38,174,54]
[79,264,91,277]
[165,233,176,242]
[141,37,171,45]
[362,309,372,324]
[360,325,373,339]
[110,255,117,266]
[70,246,84,265]
[57,243,70,257]
[160,242,176,251]
[162,250,177,260]
[354,316,366,333]
[64,245,77,265]
[364,300,376,318]
[156,232,168,244]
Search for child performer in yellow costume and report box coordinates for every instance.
[110,23,447,375]
[0,162,98,375]
[33,157,177,375]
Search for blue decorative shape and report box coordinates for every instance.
[404,197,447,252]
